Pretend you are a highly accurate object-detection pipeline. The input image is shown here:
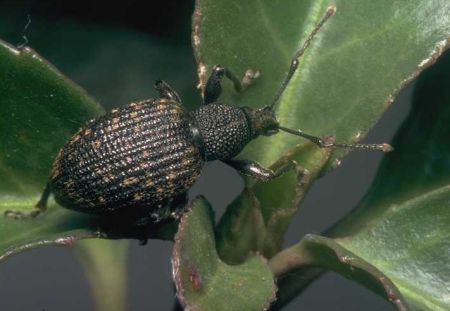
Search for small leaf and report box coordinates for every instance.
[216,188,266,264]
[217,142,331,262]
[172,197,276,311]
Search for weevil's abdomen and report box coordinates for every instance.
[50,99,203,214]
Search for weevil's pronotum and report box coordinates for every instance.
[5,6,392,221]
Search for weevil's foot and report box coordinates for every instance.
[381,143,394,152]
[139,238,148,246]
[4,208,42,220]
[242,69,261,88]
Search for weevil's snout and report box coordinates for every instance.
[243,106,279,137]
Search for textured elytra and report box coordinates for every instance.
[50,99,203,214]
[191,104,252,160]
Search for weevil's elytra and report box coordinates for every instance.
[51,98,203,214]
[4,6,392,222]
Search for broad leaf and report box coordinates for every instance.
[0,40,104,257]
[329,49,450,311]
[193,0,450,168]
[0,42,103,196]
[337,186,450,311]
[272,50,450,310]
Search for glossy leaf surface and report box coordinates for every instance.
[193,0,450,168]
[273,51,450,310]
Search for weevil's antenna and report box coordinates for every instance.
[269,6,336,109]
[279,126,393,152]
[17,14,31,49]
[268,6,392,153]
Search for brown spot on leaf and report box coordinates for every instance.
[188,265,202,291]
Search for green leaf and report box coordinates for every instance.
[269,234,408,311]
[0,41,104,197]
[172,197,276,311]
[272,50,450,310]
[0,208,99,261]
[336,186,450,311]
[0,39,105,257]
[193,0,450,168]
[328,50,450,311]
[271,185,450,311]
[332,50,450,235]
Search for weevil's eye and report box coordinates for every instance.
[263,125,279,136]
[212,65,225,76]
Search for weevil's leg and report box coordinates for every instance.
[139,236,148,246]
[154,80,182,103]
[223,159,296,182]
[168,192,189,220]
[203,65,260,105]
[4,183,51,219]
[35,182,51,212]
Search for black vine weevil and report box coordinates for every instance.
[5,7,392,222]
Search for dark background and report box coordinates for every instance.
[0,1,412,310]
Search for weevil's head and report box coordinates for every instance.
[242,105,279,137]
